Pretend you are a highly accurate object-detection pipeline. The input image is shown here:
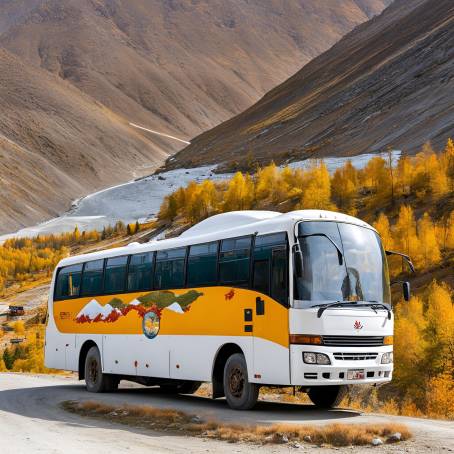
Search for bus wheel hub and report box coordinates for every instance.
[229,367,244,397]
[89,359,98,383]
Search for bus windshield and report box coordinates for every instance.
[295,221,390,306]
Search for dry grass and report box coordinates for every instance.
[62,400,411,447]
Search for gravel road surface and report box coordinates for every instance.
[0,374,453,454]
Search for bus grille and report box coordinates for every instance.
[322,336,384,347]
[333,352,378,360]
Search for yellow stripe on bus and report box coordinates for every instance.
[53,287,289,348]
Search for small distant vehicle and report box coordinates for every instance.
[45,210,413,410]
[10,338,25,344]
[8,305,25,316]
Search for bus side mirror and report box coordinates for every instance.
[385,250,415,273]
[403,281,411,302]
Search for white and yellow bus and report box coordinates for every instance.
[45,210,412,410]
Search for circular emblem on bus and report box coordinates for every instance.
[142,311,160,339]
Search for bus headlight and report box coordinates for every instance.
[381,352,393,364]
[303,352,331,365]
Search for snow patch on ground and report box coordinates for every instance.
[2,151,400,240]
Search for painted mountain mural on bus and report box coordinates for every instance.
[75,290,204,326]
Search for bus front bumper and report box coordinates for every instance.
[290,345,393,386]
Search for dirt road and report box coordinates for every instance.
[0,373,452,454]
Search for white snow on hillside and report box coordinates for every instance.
[1,151,400,240]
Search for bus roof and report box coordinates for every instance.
[56,210,375,268]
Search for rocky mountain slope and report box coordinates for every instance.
[0,0,391,142]
[0,0,391,234]
[167,0,454,170]
[0,47,167,234]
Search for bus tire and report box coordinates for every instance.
[223,353,259,410]
[84,346,118,393]
[160,381,202,394]
[308,385,346,408]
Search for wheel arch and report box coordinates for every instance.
[211,343,244,399]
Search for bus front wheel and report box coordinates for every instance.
[308,385,346,408]
[223,353,259,410]
[84,346,118,393]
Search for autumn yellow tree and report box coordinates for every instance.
[73,226,81,242]
[425,373,454,419]
[196,179,219,220]
[446,212,454,249]
[279,166,296,192]
[255,163,279,204]
[223,172,254,211]
[417,213,441,269]
[361,156,392,206]
[331,160,358,214]
[298,161,334,210]
[424,282,454,377]
[13,320,25,335]
[373,213,394,250]
[396,155,414,197]
[159,193,178,221]
[11,327,47,373]
[393,296,428,403]
[428,154,449,197]
[394,205,421,268]
[436,211,454,250]
[411,143,449,199]
[441,138,454,191]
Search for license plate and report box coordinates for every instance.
[347,369,365,380]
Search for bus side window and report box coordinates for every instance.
[128,252,154,292]
[104,256,128,294]
[252,260,270,295]
[271,248,288,306]
[187,242,218,287]
[219,236,252,287]
[55,264,83,299]
[252,233,288,305]
[81,259,105,296]
[154,248,186,290]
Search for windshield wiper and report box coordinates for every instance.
[314,301,392,319]
[313,301,358,318]
[300,233,344,265]
[368,303,392,320]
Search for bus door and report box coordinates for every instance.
[251,236,290,385]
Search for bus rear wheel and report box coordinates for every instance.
[84,346,118,393]
[223,353,259,410]
[308,385,346,408]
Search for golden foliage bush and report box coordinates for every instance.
[64,400,411,446]
[13,320,25,335]
[425,373,454,419]
[1,325,57,374]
